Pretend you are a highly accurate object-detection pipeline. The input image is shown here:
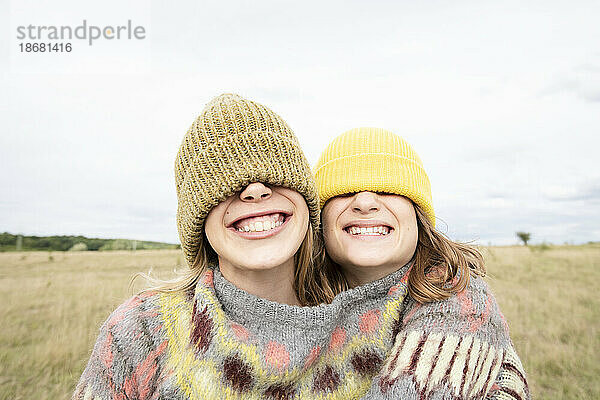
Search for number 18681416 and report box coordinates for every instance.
[19,42,72,52]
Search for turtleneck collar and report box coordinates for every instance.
[209,261,412,331]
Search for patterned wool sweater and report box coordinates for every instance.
[73,265,529,400]
[361,274,530,400]
[73,264,412,400]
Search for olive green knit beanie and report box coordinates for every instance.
[175,93,320,268]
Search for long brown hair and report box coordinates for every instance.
[408,204,486,303]
[132,224,341,307]
[296,229,347,305]
[321,203,486,304]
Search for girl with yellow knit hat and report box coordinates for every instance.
[314,127,530,399]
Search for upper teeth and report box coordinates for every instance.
[236,217,284,232]
[347,226,390,235]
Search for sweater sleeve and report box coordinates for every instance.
[72,293,163,400]
[486,342,530,400]
[367,275,530,399]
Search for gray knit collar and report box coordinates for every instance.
[186,261,413,380]
[211,262,412,330]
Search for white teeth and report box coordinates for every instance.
[346,225,391,236]
[235,215,286,233]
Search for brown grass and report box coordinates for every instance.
[483,244,599,399]
[0,245,598,399]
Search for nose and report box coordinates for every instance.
[239,182,272,202]
[351,191,380,214]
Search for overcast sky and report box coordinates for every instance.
[1,0,599,245]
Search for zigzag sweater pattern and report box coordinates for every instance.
[73,265,411,400]
[361,275,530,399]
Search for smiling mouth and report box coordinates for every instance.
[231,212,289,233]
[343,225,392,236]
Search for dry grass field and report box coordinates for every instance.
[0,245,598,399]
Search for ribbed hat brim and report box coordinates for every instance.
[315,152,435,226]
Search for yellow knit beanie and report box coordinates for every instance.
[175,93,320,268]
[314,127,435,226]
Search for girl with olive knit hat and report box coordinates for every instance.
[314,127,530,399]
[73,96,415,399]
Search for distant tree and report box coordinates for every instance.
[0,232,16,246]
[516,231,531,246]
[86,239,106,251]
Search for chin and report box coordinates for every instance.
[235,254,291,271]
[343,253,391,269]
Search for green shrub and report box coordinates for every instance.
[68,242,88,251]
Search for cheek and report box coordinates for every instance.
[203,219,222,254]
[283,189,309,226]
[321,213,342,249]
[291,204,310,239]
[204,204,228,243]
[322,224,349,266]
[298,203,310,225]
[400,221,418,256]
[322,225,337,249]
[392,201,417,232]
[321,201,344,232]
[204,215,217,239]
[390,204,418,250]
[403,219,418,241]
